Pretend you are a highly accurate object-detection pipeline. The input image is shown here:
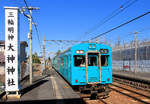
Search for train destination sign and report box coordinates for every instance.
[5,7,20,92]
[100,49,109,54]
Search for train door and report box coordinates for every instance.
[86,52,101,83]
[66,56,68,80]
[68,55,71,82]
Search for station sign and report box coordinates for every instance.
[5,7,20,92]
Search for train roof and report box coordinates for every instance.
[71,43,111,48]
[56,43,111,56]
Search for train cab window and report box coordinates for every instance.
[88,55,98,66]
[74,55,85,67]
[101,55,108,66]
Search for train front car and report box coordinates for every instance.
[71,43,112,97]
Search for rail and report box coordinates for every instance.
[113,75,150,92]
[110,83,150,104]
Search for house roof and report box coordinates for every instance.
[0,53,5,63]
[0,40,28,47]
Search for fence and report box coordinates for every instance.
[112,41,150,73]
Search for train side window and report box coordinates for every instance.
[61,58,64,68]
[74,55,85,67]
[66,56,68,69]
[101,55,108,66]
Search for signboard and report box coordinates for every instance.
[123,60,130,71]
[5,7,20,92]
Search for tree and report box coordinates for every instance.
[56,50,61,56]
[32,52,41,63]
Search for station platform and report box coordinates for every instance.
[4,68,83,104]
[113,70,150,84]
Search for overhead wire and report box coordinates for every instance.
[90,11,150,40]
[106,26,150,48]
[86,0,138,34]
[23,0,42,49]
[78,0,138,41]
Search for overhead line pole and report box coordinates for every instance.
[29,7,40,85]
[29,7,33,85]
[22,6,40,84]
[43,36,45,71]
[134,31,138,73]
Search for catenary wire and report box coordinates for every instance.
[23,0,42,49]
[90,11,150,40]
[78,0,138,41]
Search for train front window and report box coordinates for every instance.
[88,55,98,66]
[74,55,85,67]
[101,55,108,66]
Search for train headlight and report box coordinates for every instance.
[76,50,84,54]
[80,50,84,54]
[76,50,80,54]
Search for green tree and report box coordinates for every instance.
[32,52,41,63]
[56,50,61,56]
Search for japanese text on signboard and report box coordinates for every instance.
[5,7,19,91]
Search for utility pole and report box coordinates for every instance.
[29,7,33,85]
[43,35,45,71]
[21,6,40,84]
[134,31,138,73]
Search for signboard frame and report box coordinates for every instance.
[5,7,20,93]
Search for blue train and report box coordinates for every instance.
[52,43,112,96]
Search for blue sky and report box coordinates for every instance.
[0,0,150,57]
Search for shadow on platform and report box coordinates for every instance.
[20,79,49,96]
[2,98,84,104]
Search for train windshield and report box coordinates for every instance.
[101,55,108,66]
[88,53,98,66]
[74,55,85,67]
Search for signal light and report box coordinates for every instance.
[93,44,95,48]
[107,78,110,81]
[89,44,96,48]
[89,45,91,48]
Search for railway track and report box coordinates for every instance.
[110,83,150,104]
[76,91,108,104]
[113,76,150,92]
[82,95,108,104]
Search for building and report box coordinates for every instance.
[0,53,5,75]
[0,40,28,75]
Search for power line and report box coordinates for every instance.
[90,11,150,40]
[78,0,138,41]
[23,0,42,49]
[87,0,138,34]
